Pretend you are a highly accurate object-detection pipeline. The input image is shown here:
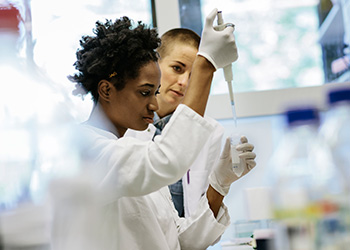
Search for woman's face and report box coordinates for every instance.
[108,61,161,136]
[157,43,198,116]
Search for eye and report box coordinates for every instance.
[172,65,182,72]
[140,90,151,96]
[155,85,161,96]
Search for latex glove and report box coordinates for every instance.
[197,8,238,70]
[209,136,256,196]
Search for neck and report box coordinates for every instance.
[86,103,121,137]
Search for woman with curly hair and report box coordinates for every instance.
[62,8,239,250]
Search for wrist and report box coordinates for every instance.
[196,54,216,72]
[208,173,229,196]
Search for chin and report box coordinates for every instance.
[132,124,149,131]
[166,98,181,107]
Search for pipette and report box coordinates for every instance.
[217,11,237,127]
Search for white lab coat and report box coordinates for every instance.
[125,114,225,218]
[65,104,230,250]
[99,186,229,250]
[79,105,212,200]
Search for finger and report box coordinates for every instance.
[239,152,256,160]
[246,160,256,170]
[240,135,248,144]
[205,8,218,26]
[222,24,235,35]
[222,26,235,40]
[242,165,250,176]
[214,24,226,31]
[221,137,231,159]
[225,23,235,30]
[236,143,254,152]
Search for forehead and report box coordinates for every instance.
[163,43,197,62]
[128,61,161,88]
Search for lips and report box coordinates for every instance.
[143,116,154,123]
[170,89,184,97]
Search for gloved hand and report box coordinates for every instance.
[209,136,256,196]
[197,8,238,70]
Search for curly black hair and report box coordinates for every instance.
[68,16,161,103]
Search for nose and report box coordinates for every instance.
[177,73,190,87]
[148,95,159,112]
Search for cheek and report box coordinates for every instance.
[161,70,177,90]
[119,103,142,127]
[113,96,137,117]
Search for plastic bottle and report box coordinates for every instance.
[318,87,350,247]
[318,87,350,190]
[267,107,347,250]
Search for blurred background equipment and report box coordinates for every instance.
[0,2,83,249]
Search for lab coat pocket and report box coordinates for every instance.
[183,170,209,217]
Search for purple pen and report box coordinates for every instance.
[187,169,190,184]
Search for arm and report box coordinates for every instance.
[186,134,256,219]
[175,136,256,250]
[206,185,224,218]
[81,105,215,202]
[182,8,237,117]
[176,192,230,250]
[184,134,256,219]
[182,56,214,116]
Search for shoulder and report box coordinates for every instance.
[80,123,117,140]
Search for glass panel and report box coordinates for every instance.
[178,0,203,36]
[200,0,324,94]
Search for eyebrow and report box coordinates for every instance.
[139,83,155,88]
[173,60,186,67]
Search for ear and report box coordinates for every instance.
[98,80,112,102]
